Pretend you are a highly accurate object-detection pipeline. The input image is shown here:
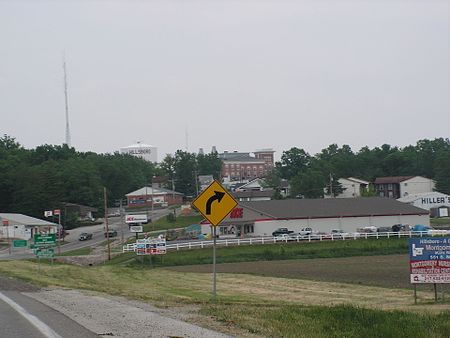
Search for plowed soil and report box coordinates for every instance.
[168,254,450,291]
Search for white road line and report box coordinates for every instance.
[0,291,62,338]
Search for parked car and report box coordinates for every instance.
[107,211,120,217]
[325,229,350,239]
[391,224,406,232]
[274,234,295,241]
[78,232,93,241]
[272,228,294,237]
[104,230,118,238]
[299,227,313,236]
[356,226,377,234]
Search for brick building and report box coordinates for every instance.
[219,149,275,181]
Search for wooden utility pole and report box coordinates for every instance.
[329,173,333,197]
[104,187,111,260]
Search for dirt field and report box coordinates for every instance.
[167,254,450,292]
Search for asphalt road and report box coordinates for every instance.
[0,208,170,260]
[0,276,97,338]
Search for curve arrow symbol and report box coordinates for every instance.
[206,191,226,215]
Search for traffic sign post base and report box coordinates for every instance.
[212,226,217,301]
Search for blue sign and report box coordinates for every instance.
[409,237,450,261]
[409,237,450,284]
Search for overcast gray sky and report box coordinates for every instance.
[1,0,448,161]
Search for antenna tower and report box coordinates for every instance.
[63,55,71,147]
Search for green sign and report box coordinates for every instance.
[34,233,56,244]
[35,247,55,258]
[13,240,28,248]
[31,242,56,249]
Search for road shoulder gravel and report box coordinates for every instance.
[25,288,234,338]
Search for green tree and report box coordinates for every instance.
[324,174,345,197]
[262,169,282,189]
[196,152,223,179]
[171,150,198,197]
[434,149,450,194]
[361,184,378,197]
[276,147,311,180]
[290,170,325,198]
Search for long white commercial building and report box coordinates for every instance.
[200,197,429,237]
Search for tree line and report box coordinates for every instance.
[1,134,449,221]
[271,138,450,198]
[0,135,223,222]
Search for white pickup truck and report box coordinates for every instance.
[298,227,313,236]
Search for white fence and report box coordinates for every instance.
[122,231,449,253]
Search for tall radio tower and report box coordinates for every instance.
[63,55,71,147]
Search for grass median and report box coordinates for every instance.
[202,303,450,338]
[109,237,409,267]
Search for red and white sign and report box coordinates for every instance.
[230,208,243,219]
[411,274,450,284]
[53,209,61,215]
[135,238,166,255]
[2,219,9,226]
[125,214,148,224]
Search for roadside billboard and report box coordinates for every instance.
[135,238,166,255]
[409,237,450,284]
[125,214,148,224]
[129,225,143,233]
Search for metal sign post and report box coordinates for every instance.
[54,209,61,254]
[212,226,217,299]
[192,180,238,300]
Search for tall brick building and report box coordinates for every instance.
[218,149,275,181]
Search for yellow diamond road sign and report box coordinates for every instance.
[192,180,238,226]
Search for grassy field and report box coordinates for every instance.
[143,214,203,232]
[0,259,449,337]
[56,246,93,256]
[109,237,409,268]
[202,303,450,338]
[431,217,450,226]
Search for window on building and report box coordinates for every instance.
[244,224,254,233]
[388,184,393,190]
[219,226,236,235]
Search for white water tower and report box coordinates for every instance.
[120,142,158,163]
